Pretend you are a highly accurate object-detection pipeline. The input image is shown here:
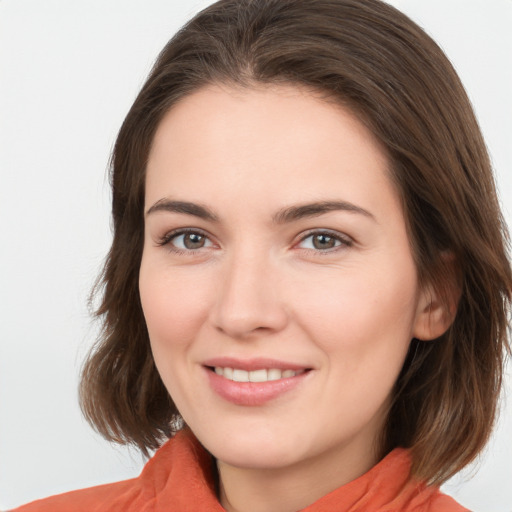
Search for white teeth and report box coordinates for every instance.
[232,369,250,382]
[213,367,305,382]
[267,368,282,381]
[249,369,268,382]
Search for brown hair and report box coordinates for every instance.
[80,0,512,484]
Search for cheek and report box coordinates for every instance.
[138,261,212,351]
[292,266,418,427]
[138,260,215,413]
[293,260,419,358]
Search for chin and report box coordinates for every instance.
[197,426,302,470]
[216,446,298,470]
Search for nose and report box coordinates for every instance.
[210,249,289,339]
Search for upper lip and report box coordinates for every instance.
[202,357,311,372]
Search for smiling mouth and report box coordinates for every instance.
[211,367,308,383]
[205,363,312,405]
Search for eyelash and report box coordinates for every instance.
[156,228,214,255]
[296,230,353,253]
[156,228,353,255]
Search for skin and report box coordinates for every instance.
[139,84,447,512]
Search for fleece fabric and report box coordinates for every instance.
[13,429,468,511]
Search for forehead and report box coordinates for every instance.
[149,83,386,161]
[145,84,398,219]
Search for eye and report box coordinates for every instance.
[297,231,351,251]
[158,229,214,251]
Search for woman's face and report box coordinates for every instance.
[140,84,431,476]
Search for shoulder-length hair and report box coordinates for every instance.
[80,0,512,484]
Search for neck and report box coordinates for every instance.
[216,438,379,512]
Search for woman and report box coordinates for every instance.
[13,0,511,510]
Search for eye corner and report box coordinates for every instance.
[295,229,353,253]
[155,227,218,253]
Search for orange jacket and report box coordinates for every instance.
[13,429,468,511]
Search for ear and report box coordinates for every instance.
[412,254,461,341]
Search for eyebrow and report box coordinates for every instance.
[145,198,374,224]
[146,199,218,221]
[272,201,375,224]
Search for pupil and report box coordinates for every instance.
[184,233,204,249]
[313,234,335,249]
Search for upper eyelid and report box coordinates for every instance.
[296,228,353,243]
[155,226,353,248]
[157,227,214,246]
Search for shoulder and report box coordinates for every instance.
[10,438,171,512]
[420,490,470,512]
[357,448,470,512]
[397,484,470,512]
[9,477,143,512]
[9,430,212,512]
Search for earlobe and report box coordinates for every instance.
[413,255,461,341]
[413,290,452,341]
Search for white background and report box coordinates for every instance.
[1,0,511,510]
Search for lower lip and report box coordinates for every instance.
[205,368,310,406]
